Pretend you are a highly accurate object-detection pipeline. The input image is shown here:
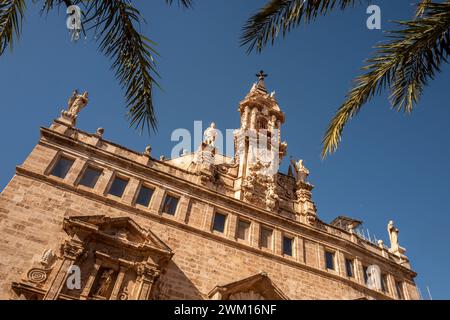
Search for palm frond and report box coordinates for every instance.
[0,0,26,55]
[241,0,358,53]
[165,0,193,8]
[322,1,450,158]
[415,0,432,17]
[81,0,160,133]
[37,0,193,133]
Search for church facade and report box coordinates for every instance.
[0,73,419,300]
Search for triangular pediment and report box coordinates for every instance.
[208,272,289,300]
[63,215,172,256]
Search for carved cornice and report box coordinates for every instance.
[61,240,86,260]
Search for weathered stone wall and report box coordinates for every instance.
[0,127,419,300]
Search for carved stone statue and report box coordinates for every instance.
[291,159,309,183]
[66,90,89,117]
[95,269,114,297]
[204,122,218,147]
[387,220,400,252]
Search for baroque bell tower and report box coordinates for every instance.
[233,71,287,209]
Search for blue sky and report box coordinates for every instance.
[0,1,449,299]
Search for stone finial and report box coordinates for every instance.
[144,145,152,157]
[160,155,165,161]
[378,239,384,249]
[95,127,104,137]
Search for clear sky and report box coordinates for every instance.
[0,0,449,299]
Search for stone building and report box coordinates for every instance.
[0,73,419,300]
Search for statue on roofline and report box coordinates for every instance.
[67,89,89,117]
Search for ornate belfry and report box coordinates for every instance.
[12,216,173,300]
[184,71,318,223]
[231,71,317,223]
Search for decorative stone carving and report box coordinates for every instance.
[144,145,152,157]
[387,221,399,251]
[61,240,85,261]
[40,249,55,268]
[204,122,218,147]
[265,178,279,211]
[67,90,89,117]
[118,287,129,300]
[115,228,128,241]
[366,265,382,291]
[95,269,114,297]
[58,90,89,126]
[291,159,309,183]
[27,268,50,284]
[22,248,57,285]
[387,220,406,257]
[95,127,104,137]
[242,160,280,211]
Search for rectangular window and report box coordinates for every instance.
[162,194,179,215]
[260,227,273,249]
[79,167,102,188]
[108,176,128,198]
[395,281,404,300]
[325,251,335,270]
[381,274,389,293]
[237,219,251,240]
[345,258,354,277]
[50,156,74,179]
[283,236,293,256]
[135,185,154,207]
[212,212,227,233]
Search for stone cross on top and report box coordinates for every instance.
[255,70,268,92]
[256,70,268,82]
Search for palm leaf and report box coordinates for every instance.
[165,0,193,8]
[37,0,193,133]
[0,0,26,55]
[241,0,358,53]
[322,1,450,158]
[416,0,432,17]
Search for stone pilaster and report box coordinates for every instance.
[44,240,85,300]
[80,260,101,300]
[110,266,128,300]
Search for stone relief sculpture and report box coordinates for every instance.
[366,265,382,291]
[95,269,114,297]
[265,179,279,211]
